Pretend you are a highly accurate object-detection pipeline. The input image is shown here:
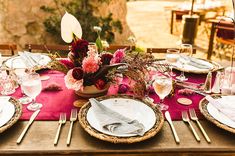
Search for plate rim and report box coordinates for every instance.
[199,95,235,134]
[86,97,157,137]
[78,94,164,144]
[0,97,22,133]
[2,53,52,70]
[173,58,222,74]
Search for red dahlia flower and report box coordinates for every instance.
[72,67,84,80]
[71,39,89,59]
[101,53,113,65]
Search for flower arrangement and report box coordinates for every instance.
[57,12,169,97]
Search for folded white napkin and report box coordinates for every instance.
[89,98,145,136]
[180,56,212,69]
[206,95,235,122]
[18,51,42,68]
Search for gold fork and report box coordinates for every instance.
[54,113,66,145]
[189,108,211,143]
[67,109,77,145]
[182,111,200,142]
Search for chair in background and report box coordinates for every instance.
[147,48,196,55]
[214,20,235,59]
[106,45,135,51]
[0,44,17,56]
[25,44,71,57]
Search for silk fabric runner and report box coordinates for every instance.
[11,70,210,121]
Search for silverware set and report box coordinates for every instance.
[166,109,211,144]
[182,109,211,143]
[54,109,77,146]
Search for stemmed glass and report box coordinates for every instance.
[176,44,193,81]
[153,75,172,110]
[21,72,42,111]
[15,68,32,104]
[166,49,180,76]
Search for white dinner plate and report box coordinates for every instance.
[0,96,15,128]
[207,96,235,129]
[4,53,51,69]
[86,97,157,137]
[172,57,214,73]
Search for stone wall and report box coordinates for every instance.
[0,0,133,50]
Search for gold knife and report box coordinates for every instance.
[17,109,40,144]
[165,111,180,144]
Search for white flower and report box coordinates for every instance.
[61,12,83,43]
[93,26,102,33]
[128,36,137,43]
[101,40,109,48]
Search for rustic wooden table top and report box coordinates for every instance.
[0,120,235,156]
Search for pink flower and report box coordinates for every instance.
[64,69,83,91]
[110,49,125,64]
[59,59,75,69]
[82,55,100,73]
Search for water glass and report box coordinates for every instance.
[21,72,42,111]
[0,69,16,95]
[176,44,193,81]
[166,49,180,76]
[153,75,172,110]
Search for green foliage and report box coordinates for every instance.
[40,0,123,43]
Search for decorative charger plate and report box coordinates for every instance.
[199,95,235,134]
[2,53,51,70]
[0,97,22,133]
[78,94,164,144]
[172,58,222,74]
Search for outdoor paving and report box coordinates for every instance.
[126,0,232,67]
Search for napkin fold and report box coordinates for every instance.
[206,95,235,122]
[18,51,42,68]
[89,98,145,136]
[180,56,212,69]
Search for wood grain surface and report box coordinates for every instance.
[0,120,235,156]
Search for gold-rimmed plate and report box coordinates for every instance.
[199,95,235,134]
[78,94,164,144]
[173,58,222,74]
[0,97,22,133]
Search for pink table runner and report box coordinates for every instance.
[11,70,211,121]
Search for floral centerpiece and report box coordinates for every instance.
[57,12,168,97]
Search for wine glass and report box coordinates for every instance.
[166,49,180,76]
[176,44,193,81]
[15,68,32,104]
[21,72,42,111]
[152,75,172,110]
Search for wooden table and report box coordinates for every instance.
[0,120,235,156]
[207,19,234,60]
[170,6,226,35]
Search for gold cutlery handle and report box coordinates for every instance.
[196,120,211,143]
[54,123,62,145]
[188,121,200,142]
[17,123,31,144]
[169,123,180,144]
[66,121,74,145]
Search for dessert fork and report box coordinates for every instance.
[54,113,66,145]
[182,111,200,142]
[67,109,77,145]
[189,108,211,143]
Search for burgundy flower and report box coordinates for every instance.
[118,84,129,93]
[72,67,84,80]
[59,59,75,69]
[101,53,113,65]
[71,39,89,59]
[95,79,106,90]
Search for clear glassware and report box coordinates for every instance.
[176,44,193,81]
[153,75,172,110]
[14,68,32,104]
[21,72,42,111]
[0,69,16,95]
[166,49,180,77]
